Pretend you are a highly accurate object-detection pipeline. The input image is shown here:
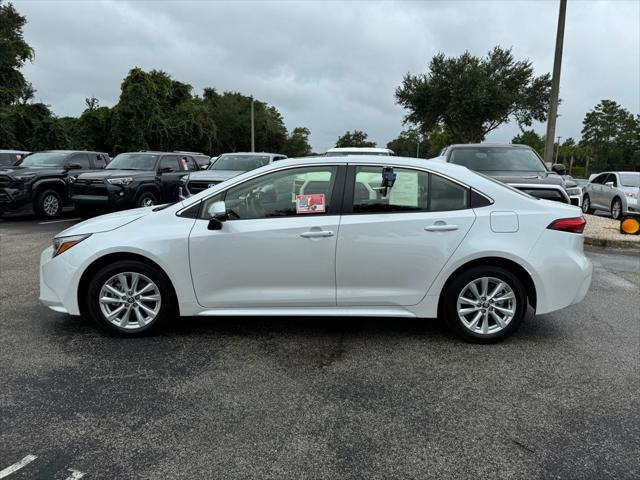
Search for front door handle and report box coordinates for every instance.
[424,224,459,232]
[300,230,334,238]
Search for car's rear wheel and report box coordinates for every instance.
[611,197,622,220]
[582,194,594,214]
[35,189,63,218]
[443,266,527,343]
[137,192,158,208]
[86,260,175,335]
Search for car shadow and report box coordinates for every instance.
[54,305,560,345]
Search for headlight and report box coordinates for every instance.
[107,177,134,186]
[14,173,36,183]
[68,175,78,183]
[52,234,91,258]
[624,191,638,199]
[566,187,582,196]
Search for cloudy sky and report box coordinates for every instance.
[15,0,640,152]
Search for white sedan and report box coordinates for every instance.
[39,156,592,342]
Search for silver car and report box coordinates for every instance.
[179,152,287,198]
[582,171,640,219]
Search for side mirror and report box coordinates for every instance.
[545,162,553,170]
[551,163,566,175]
[66,163,82,170]
[207,201,227,230]
[605,181,614,187]
[201,164,209,170]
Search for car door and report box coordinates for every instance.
[336,165,476,306]
[157,155,189,202]
[188,164,345,308]
[589,173,607,208]
[602,173,618,208]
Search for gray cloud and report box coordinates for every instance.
[16,0,640,152]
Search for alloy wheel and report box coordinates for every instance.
[142,197,155,207]
[456,277,516,335]
[582,196,590,213]
[98,272,161,330]
[611,199,621,220]
[43,194,60,216]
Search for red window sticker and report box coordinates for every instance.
[296,193,326,214]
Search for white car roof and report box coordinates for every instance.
[326,147,394,154]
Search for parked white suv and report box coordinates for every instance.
[582,171,640,219]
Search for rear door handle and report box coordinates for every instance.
[300,230,334,238]
[424,224,459,232]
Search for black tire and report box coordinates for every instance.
[34,189,62,218]
[611,197,622,220]
[582,194,594,214]
[442,266,527,343]
[137,191,158,208]
[86,260,176,336]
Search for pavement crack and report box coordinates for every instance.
[512,439,536,454]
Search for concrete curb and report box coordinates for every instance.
[584,235,640,251]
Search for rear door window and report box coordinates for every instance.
[159,155,180,172]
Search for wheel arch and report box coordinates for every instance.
[33,178,67,197]
[77,251,178,316]
[437,256,537,315]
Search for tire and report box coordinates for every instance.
[86,260,176,336]
[582,194,594,214]
[34,189,62,218]
[137,191,158,208]
[442,266,527,343]
[611,197,622,220]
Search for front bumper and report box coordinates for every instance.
[0,186,33,213]
[39,241,97,315]
[71,183,137,209]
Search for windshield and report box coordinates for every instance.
[619,173,640,187]
[19,152,68,167]
[107,153,158,170]
[209,154,270,171]
[449,147,546,172]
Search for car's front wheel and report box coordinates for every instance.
[35,189,62,218]
[137,191,158,208]
[443,266,527,343]
[86,260,175,335]
[582,194,594,214]
[611,197,622,220]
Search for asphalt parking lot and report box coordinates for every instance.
[0,215,638,479]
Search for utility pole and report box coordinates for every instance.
[543,0,567,164]
[554,135,562,164]
[416,134,420,158]
[250,97,255,152]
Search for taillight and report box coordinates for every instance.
[547,216,586,234]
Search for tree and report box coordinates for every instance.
[0,0,35,107]
[512,129,544,155]
[580,100,639,171]
[386,128,429,158]
[283,127,312,157]
[395,47,552,143]
[335,130,375,148]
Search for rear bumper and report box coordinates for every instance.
[527,230,592,314]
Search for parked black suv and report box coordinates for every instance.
[438,144,572,204]
[0,150,109,218]
[71,151,200,214]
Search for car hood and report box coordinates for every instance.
[0,166,66,177]
[77,169,152,179]
[187,170,246,182]
[480,171,565,186]
[56,207,155,237]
